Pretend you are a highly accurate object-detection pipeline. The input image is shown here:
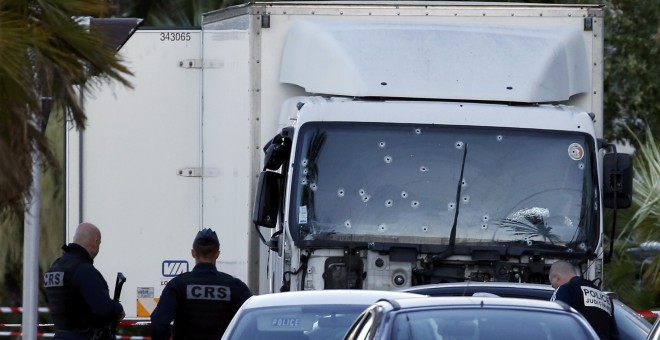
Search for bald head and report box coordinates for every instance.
[549,261,577,289]
[73,222,102,259]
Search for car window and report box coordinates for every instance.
[224,304,366,340]
[390,308,593,340]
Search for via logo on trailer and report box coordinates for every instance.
[162,260,189,277]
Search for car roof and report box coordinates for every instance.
[402,281,555,293]
[383,295,572,312]
[240,289,424,309]
[401,282,556,299]
[400,281,628,302]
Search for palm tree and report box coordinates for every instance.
[0,0,133,314]
[0,0,133,213]
[604,126,660,311]
[619,127,660,290]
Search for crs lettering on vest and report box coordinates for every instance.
[581,286,612,315]
[43,272,64,287]
[186,285,231,301]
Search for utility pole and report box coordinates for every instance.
[22,97,52,339]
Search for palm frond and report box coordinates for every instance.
[497,218,561,245]
[617,125,660,291]
[0,0,133,213]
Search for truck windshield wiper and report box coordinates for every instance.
[434,142,468,261]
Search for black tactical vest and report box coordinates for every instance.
[171,271,240,339]
[44,248,95,331]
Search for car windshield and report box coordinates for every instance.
[224,304,367,340]
[290,122,598,253]
[391,308,593,340]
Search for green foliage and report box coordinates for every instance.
[603,125,660,313]
[602,0,660,144]
[618,126,660,290]
[0,110,64,309]
[604,249,659,311]
[0,0,133,213]
[117,0,245,27]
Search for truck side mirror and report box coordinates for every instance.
[253,171,283,228]
[263,142,287,171]
[602,153,633,209]
[263,127,293,171]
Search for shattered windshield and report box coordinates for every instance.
[290,122,597,253]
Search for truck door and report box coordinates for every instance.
[66,29,202,319]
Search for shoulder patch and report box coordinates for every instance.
[186,285,231,301]
[44,272,64,287]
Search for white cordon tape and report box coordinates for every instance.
[0,307,152,338]
[0,332,55,337]
[0,333,149,339]
[0,307,50,313]
[0,321,150,328]
[119,320,152,326]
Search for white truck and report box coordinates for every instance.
[65,1,633,319]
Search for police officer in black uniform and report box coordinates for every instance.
[549,261,619,339]
[151,228,253,339]
[44,222,125,339]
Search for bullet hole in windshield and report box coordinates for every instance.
[379,141,386,148]
[578,163,585,170]
[462,195,470,203]
[301,179,308,185]
[455,141,464,149]
[310,183,317,191]
[362,195,371,203]
[448,202,456,210]
[482,215,489,221]
[401,191,408,198]
[497,135,503,141]
[411,201,420,208]
[359,188,366,196]
[344,220,351,228]
[378,224,387,232]
[384,156,393,163]
[420,166,428,172]
[415,128,422,134]
[385,199,393,207]
[482,224,488,229]
[301,159,308,166]
[302,168,308,175]
[337,189,345,197]
[422,226,429,232]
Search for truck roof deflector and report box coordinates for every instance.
[280,19,589,103]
